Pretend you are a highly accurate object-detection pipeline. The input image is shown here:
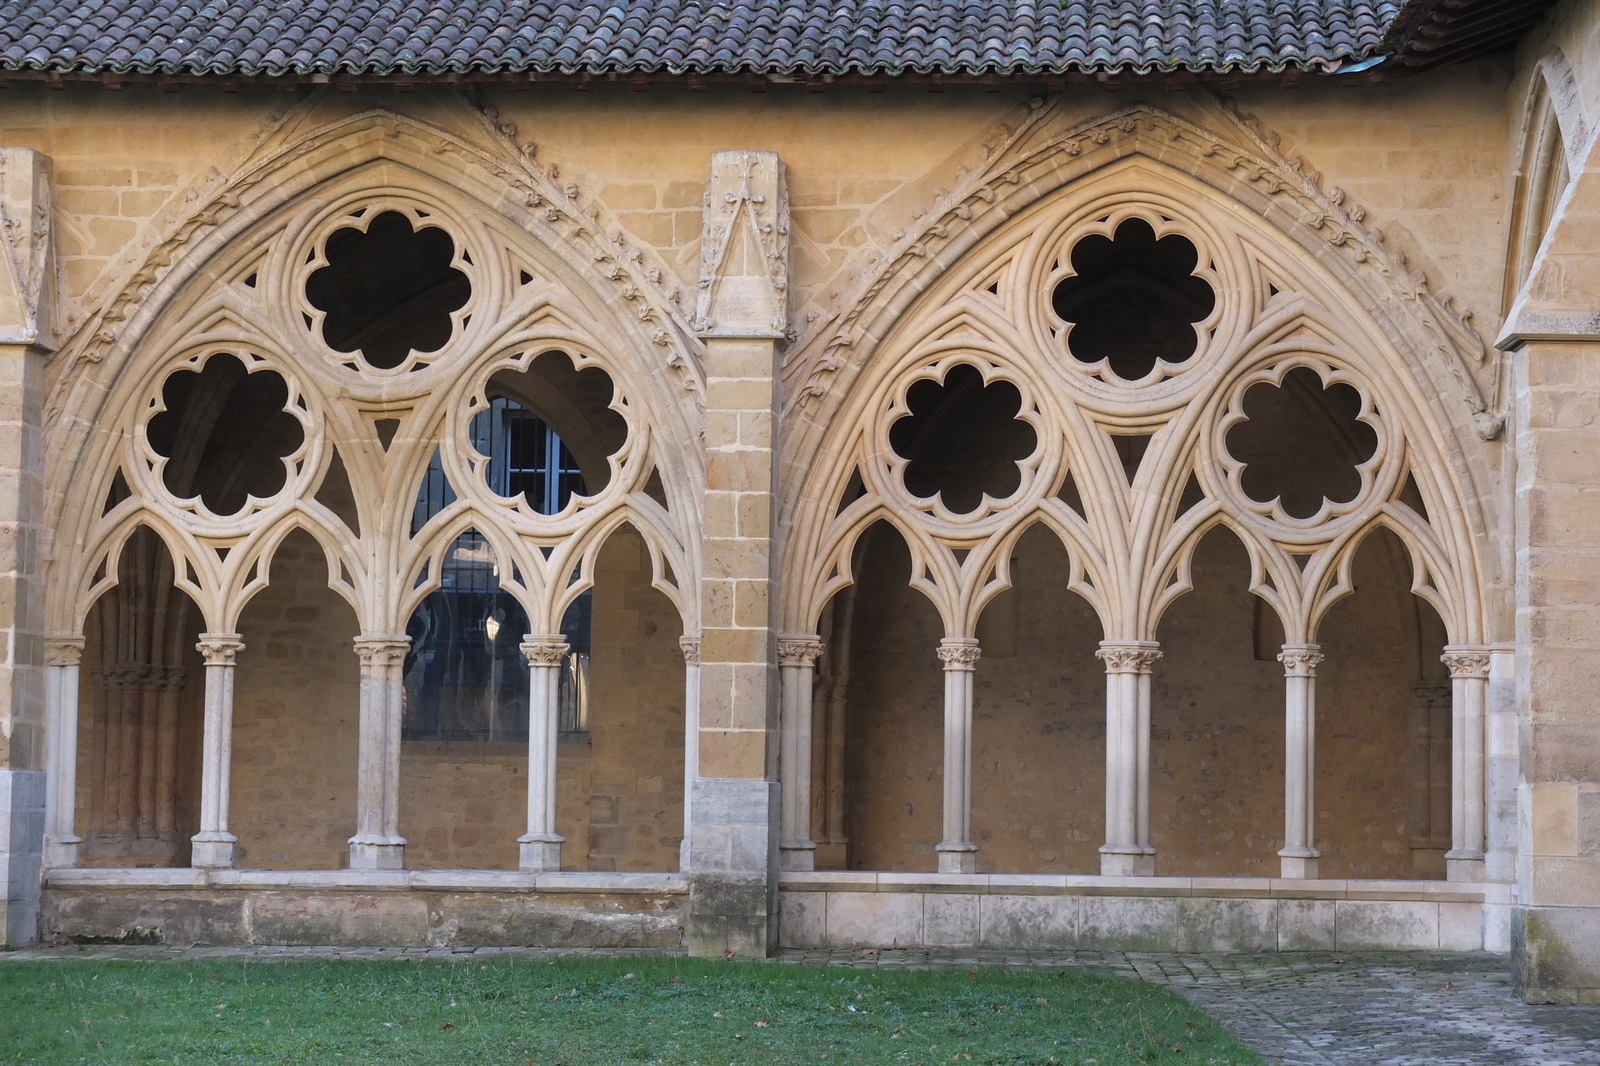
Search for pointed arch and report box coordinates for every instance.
[45,108,705,642]
[778,99,1494,648]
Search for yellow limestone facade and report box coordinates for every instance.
[0,0,1596,1004]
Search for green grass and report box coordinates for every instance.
[0,955,1267,1065]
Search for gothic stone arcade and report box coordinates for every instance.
[0,53,1596,1004]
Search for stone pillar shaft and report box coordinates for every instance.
[777,635,823,870]
[43,638,84,868]
[688,149,788,957]
[190,635,243,869]
[679,636,700,872]
[1443,645,1490,881]
[349,635,408,870]
[935,637,981,873]
[1097,641,1160,876]
[519,636,568,871]
[1278,644,1324,879]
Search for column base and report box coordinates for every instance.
[1279,849,1320,879]
[190,831,238,869]
[1099,847,1155,877]
[348,836,406,870]
[779,841,817,872]
[518,833,564,872]
[937,842,978,874]
[1446,850,1486,882]
[43,834,80,869]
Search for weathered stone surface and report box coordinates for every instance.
[40,886,687,949]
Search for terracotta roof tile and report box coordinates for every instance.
[0,0,1401,78]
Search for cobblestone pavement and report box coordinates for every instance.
[6,944,1599,1065]
[777,948,1600,1066]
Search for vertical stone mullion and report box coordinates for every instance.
[1096,641,1160,876]
[1277,643,1323,879]
[519,636,568,871]
[190,635,243,869]
[679,636,701,872]
[777,635,822,871]
[349,635,409,870]
[42,636,84,868]
[1442,645,1490,881]
[936,637,980,874]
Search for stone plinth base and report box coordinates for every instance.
[41,869,688,949]
[0,770,44,947]
[1513,905,1600,1004]
[687,779,778,958]
[778,871,1511,954]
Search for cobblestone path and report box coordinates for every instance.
[6,945,1599,1064]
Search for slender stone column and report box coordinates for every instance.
[349,635,408,870]
[42,637,84,868]
[936,637,981,874]
[679,636,700,872]
[519,636,569,871]
[190,635,243,868]
[777,635,823,871]
[1278,643,1324,879]
[1442,645,1491,881]
[1097,641,1161,876]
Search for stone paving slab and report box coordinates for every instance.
[777,948,1600,1066]
[4,944,1599,1064]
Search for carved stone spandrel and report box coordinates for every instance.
[695,150,788,340]
[0,149,54,350]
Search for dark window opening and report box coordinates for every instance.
[405,420,593,742]
[1225,366,1379,520]
[471,397,586,514]
[1052,218,1215,381]
[145,354,304,515]
[888,363,1036,514]
[305,211,470,370]
[403,531,530,742]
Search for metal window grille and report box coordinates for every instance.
[404,398,593,741]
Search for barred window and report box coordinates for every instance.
[403,401,592,741]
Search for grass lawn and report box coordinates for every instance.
[0,955,1267,1065]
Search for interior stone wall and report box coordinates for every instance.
[838,521,1444,878]
[73,539,205,869]
[229,530,360,870]
[1149,529,1287,877]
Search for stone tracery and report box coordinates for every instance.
[42,117,701,878]
[777,108,1491,884]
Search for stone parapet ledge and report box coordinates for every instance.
[44,868,688,895]
[777,870,1509,904]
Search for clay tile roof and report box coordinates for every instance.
[0,1,1406,80]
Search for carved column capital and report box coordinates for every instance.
[1096,640,1162,673]
[1441,646,1491,679]
[195,634,245,666]
[1277,643,1325,677]
[44,635,85,667]
[353,635,410,667]
[679,635,702,666]
[937,637,982,670]
[777,634,824,667]
[520,637,570,666]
